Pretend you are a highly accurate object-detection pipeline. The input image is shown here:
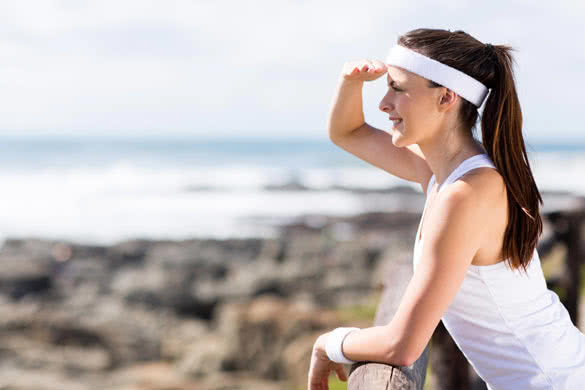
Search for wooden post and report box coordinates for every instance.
[428,321,472,389]
[543,194,585,325]
[565,211,585,325]
[348,250,428,390]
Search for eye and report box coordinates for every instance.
[387,81,402,92]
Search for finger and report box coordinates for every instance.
[308,371,326,390]
[344,64,357,75]
[369,61,385,73]
[335,364,348,381]
[365,59,377,73]
[308,376,320,390]
[371,59,388,72]
[361,60,371,72]
[342,62,359,77]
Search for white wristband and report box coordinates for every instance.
[325,327,360,364]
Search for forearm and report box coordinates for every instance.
[327,75,366,141]
[340,325,412,367]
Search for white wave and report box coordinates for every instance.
[1,150,584,244]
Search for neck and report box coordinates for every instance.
[417,126,486,188]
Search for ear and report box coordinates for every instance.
[438,87,458,112]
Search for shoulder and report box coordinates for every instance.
[436,165,505,204]
[425,168,506,256]
[447,167,507,208]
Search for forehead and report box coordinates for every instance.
[386,65,424,85]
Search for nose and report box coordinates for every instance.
[379,90,394,113]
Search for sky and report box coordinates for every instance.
[0,1,583,142]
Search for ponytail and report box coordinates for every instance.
[480,44,543,272]
[398,28,543,272]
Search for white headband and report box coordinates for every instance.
[385,45,489,107]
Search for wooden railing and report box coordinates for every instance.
[348,192,585,390]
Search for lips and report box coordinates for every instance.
[390,117,403,125]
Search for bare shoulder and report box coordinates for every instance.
[421,168,506,262]
[458,167,507,202]
[439,167,507,217]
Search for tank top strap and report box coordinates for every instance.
[425,175,436,197]
[428,154,496,196]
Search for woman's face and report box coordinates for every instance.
[379,65,445,147]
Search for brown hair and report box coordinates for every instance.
[397,28,543,272]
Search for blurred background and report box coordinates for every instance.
[1,1,584,390]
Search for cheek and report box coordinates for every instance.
[392,97,407,118]
[405,98,434,125]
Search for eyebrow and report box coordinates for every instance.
[387,78,401,87]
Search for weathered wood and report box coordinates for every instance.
[536,234,557,258]
[565,212,585,325]
[428,321,489,390]
[348,250,428,390]
[428,321,470,389]
[546,201,585,325]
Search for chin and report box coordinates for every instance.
[391,131,409,148]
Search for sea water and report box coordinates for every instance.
[0,135,583,245]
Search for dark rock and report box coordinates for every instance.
[105,240,151,266]
[0,255,53,300]
[214,295,342,380]
[0,209,424,388]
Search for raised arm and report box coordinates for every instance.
[328,60,432,193]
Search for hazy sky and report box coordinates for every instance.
[0,1,583,142]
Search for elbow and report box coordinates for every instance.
[328,132,344,148]
[385,341,423,367]
[328,131,338,144]
[326,119,335,140]
[400,351,420,367]
[328,123,363,145]
[392,353,416,368]
[327,124,340,145]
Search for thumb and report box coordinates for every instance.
[334,364,348,382]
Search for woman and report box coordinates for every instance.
[308,28,585,390]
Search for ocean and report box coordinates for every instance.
[1,135,583,245]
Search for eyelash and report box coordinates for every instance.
[388,84,402,92]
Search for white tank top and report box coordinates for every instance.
[413,153,585,389]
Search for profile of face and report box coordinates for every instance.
[379,65,458,147]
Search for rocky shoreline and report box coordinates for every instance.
[0,208,423,390]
